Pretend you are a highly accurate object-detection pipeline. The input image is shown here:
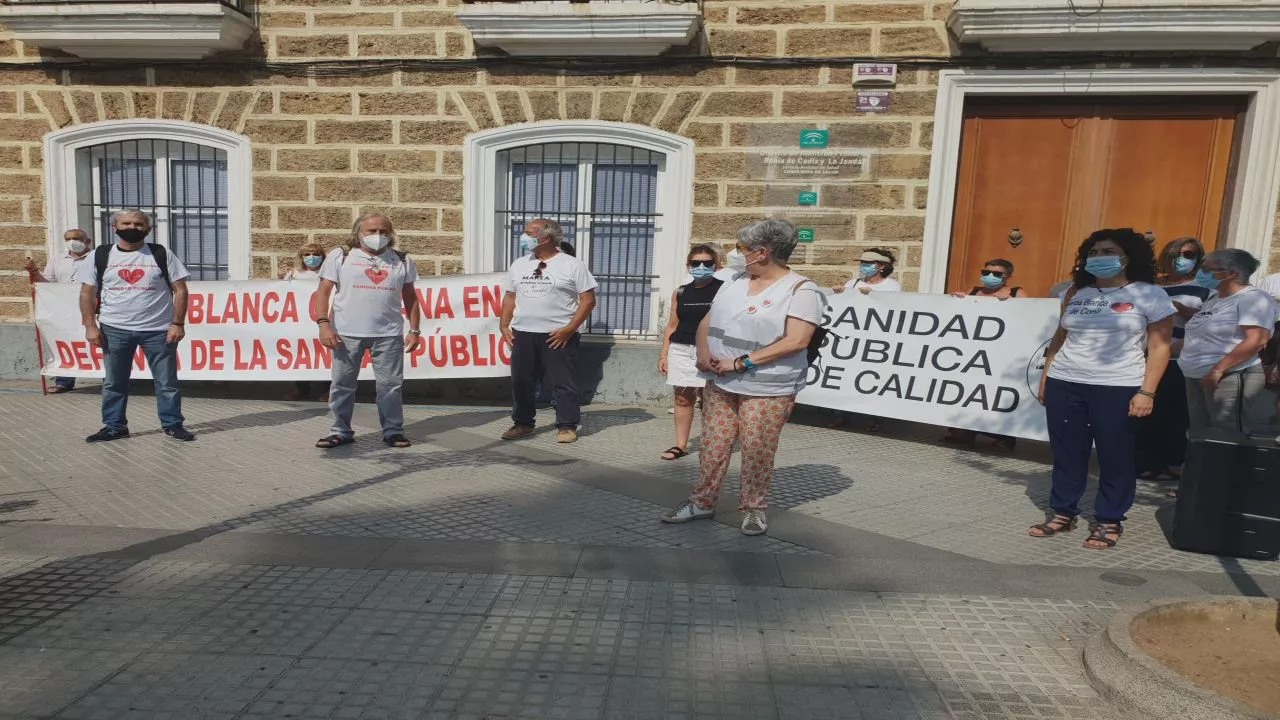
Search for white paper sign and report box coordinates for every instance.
[798,291,1061,441]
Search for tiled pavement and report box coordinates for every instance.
[0,387,1274,719]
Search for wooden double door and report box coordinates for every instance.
[947,97,1244,297]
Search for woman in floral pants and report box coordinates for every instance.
[661,218,821,536]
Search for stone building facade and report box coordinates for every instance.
[1,0,1278,339]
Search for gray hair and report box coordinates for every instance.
[528,218,564,244]
[347,212,398,249]
[1203,248,1260,281]
[63,228,90,239]
[111,209,151,228]
[736,222,757,246]
[741,217,799,263]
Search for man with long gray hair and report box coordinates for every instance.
[314,213,423,449]
[75,209,193,442]
[499,218,597,444]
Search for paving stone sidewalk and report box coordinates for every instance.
[0,389,1273,719]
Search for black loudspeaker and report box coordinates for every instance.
[1172,429,1280,560]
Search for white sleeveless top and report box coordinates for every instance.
[703,271,824,397]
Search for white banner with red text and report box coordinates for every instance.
[798,290,1060,441]
[34,274,511,381]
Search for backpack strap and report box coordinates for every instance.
[148,243,173,292]
[93,244,111,310]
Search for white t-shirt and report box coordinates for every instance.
[844,276,902,293]
[44,252,90,284]
[1178,288,1279,378]
[703,272,824,397]
[1048,283,1177,387]
[1259,272,1280,300]
[503,252,598,333]
[319,247,418,338]
[75,244,190,332]
[285,268,319,280]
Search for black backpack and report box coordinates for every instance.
[94,242,173,309]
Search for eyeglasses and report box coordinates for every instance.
[689,261,715,269]
[532,261,547,279]
[1179,250,1200,260]
[980,269,1007,278]
[735,243,753,253]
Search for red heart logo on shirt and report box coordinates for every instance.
[1110,303,1135,313]
[365,267,388,284]
[117,268,145,285]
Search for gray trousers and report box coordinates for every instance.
[1185,365,1278,437]
[329,335,404,440]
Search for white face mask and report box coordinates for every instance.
[726,249,747,271]
[361,234,391,252]
[518,233,538,254]
[66,240,88,254]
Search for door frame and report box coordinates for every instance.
[921,69,1280,292]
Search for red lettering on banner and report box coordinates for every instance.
[314,340,331,370]
[281,293,298,322]
[463,286,481,319]
[222,294,240,324]
[428,330,448,368]
[274,337,324,370]
[56,341,74,369]
[90,344,103,369]
[497,334,512,366]
[450,335,468,366]
[242,293,260,323]
[262,293,279,323]
[360,349,373,369]
[133,348,147,371]
[234,340,267,370]
[209,340,225,370]
[415,288,430,317]
[434,290,455,320]
[307,291,319,322]
[482,285,502,318]
[276,339,292,370]
[192,340,209,371]
[72,342,90,370]
[188,293,204,324]
[469,335,489,367]
[408,335,426,368]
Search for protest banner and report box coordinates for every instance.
[34,274,510,382]
[798,291,1060,441]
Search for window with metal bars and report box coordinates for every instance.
[496,142,663,337]
[74,139,230,280]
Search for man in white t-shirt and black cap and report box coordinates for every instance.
[76,209,193,442]
[313,212,423,450]
[26,227,93,393]
[499,218,597,444]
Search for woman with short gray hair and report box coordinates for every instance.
[1179,248,1279,435]
[661,218,822,536]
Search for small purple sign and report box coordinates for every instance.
[856,90,891,113]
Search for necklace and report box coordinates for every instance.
[1095,282,1130,296]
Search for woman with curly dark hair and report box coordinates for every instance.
[1030,228,1176,550]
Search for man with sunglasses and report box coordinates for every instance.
[499,219,598,444]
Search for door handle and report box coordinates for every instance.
[1008,227,1024,247]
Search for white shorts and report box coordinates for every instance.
[665,343,705,388]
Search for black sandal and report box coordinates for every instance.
[661,446,688,461]
[1029,514,1078,537]
[1084,522,1123,550]
[383,434,411,448]
[316,435,354,449]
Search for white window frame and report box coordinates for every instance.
[464,121,695,337]
[44,119,253,280]
[921,68,1280,292]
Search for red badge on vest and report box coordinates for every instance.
[762,299,774,308]
[365,267,389,284]
[1110,302,1135,313]
[746,306,758,314]
[117,268,145,285]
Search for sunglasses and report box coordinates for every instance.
[689,260,715,269]
[532,261,547,279]
[1179,250,1200,260]
[980,269,1007,278]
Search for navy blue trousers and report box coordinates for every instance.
[1044,378,1139,523]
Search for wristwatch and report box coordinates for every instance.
[408,329,422,336]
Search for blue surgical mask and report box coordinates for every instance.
[1085,256,1124,279]
[859,263,878,278]
[302,255,323,269]
[1174,256,1196,275]
[518,233,537,254]
[980,274,1004,289]
[1195,269,1223,290]
[690,265,715,280]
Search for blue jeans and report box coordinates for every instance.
[1044,378,1139,523]
[100,324,184,431]
[54,377,75,389]
[328,335,404,440]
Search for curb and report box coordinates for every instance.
[1083,597,1280,720]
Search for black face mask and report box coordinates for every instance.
[116,228,149,244]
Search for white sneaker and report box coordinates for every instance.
[741,510,768,536]
[662,501,714,523]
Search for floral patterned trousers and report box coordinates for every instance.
[690,383,796,512]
